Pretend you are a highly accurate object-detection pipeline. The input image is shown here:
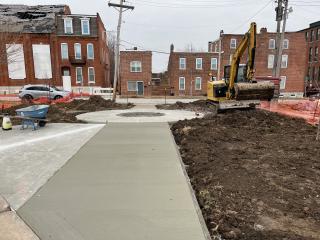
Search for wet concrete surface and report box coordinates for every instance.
[18,123,208,240]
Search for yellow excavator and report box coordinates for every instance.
[207,22,275,110]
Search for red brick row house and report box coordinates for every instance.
[300,21,320,96]
[0,4,110,94]
[207,27,306,98]
[119,50,152,97]
[167,45,219,96]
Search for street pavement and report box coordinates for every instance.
[18,123,209,240]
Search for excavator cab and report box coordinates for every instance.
[207,22,275,110]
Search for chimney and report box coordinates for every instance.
[260,27,267,34]
[133,47,138,50]
[170,44,174,53]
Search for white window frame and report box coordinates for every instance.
[268,54,275,69]
[179,77,185,90]
[87,43,94,59]
[211,57,218,70]
[76,67,83,84]
[283,39,289,49]
[130,61,142,72]
[269,39,276,49]
[212,77,217,81]
[127,81,137,91]
[88,67,95,83]
[281,54,288,68]
[81,18,90,35]
[195,77,202,90]
[280,76,287,90]
[179,58,186,70]
[230,39,237,49]
[74,43,81,59]
[61,43,68,60]
[64,18,73,34]
[196,58,202,70]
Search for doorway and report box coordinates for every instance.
[137,81,144,96]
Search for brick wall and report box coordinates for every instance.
[0,9,110,93]
[120,51,152,96]
[167,51,219,96]
[208,29,306,96]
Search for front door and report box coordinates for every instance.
[137,81,144,96]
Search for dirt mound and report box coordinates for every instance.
[171,110,320,239]
[2,104,83,125]
[57,95,134,112]
[156,100,215,112]
[2,96,133,125]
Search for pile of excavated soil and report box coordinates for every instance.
[156,100,215,112]
[2,96,134,125]
[171,110,320,240]
[2,104,83,125]
[57,95,134,112]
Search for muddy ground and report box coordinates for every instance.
[156,100,214,112]
[2,96,134,125]
[172,110,320,240]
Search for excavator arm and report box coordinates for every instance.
[227,22,257,99]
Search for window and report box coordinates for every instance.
[305,31,309,41]
[81,19,90,35]
[61,43,68,60]
[130,61,142,72]
[64,18,73,34]
[74,43,81,59]
[280,76,286,90]
[76,67,83,83]
[318,29,320,40]
[127,81,137,91]
[318,67,320,81]
[179,58,186,69]
[269,39,276,49]
[268,54,274,69]
[230,39,237,49]
[281,55,288,68]
[312,66,316,81]
[309,47,313,62]
[195,77,202,90]
[311,30,314,42]
[87,43,94,59]
[196,58,202,70]
[283,39,289,49]
[211,58,218,70]
[179,77,185,90]
[6,44,26,80]
[316,47,319,61]
[88,67,95,83]
[32,44,52,79]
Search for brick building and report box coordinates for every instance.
[209,27,306,98]
[300,21,320,95]
[167,45,219,96]
[0,4,110,94]
[119,50,152,97]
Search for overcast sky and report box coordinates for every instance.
[2,0,320,72]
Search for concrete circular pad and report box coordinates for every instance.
[77,109,204,123]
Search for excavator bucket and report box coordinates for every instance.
[235,82,275,101]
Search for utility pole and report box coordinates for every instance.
[217,30,223,81]
[273,0,283,77]
[108,0,134,102]
[275,0,290,78]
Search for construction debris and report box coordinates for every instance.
[172,109,320,239]
[0,4,66,33]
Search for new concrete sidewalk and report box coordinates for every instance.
[18,123,209,240]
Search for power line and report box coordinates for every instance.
[120,39,170,54]
[229,0,273,33]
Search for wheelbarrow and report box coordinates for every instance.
[16,105,49,130]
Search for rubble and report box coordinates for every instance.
[0,4,67,33]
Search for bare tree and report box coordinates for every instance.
[182,43,204,53]
[107,31,116,86]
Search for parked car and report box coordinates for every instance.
[18,85,70,100]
